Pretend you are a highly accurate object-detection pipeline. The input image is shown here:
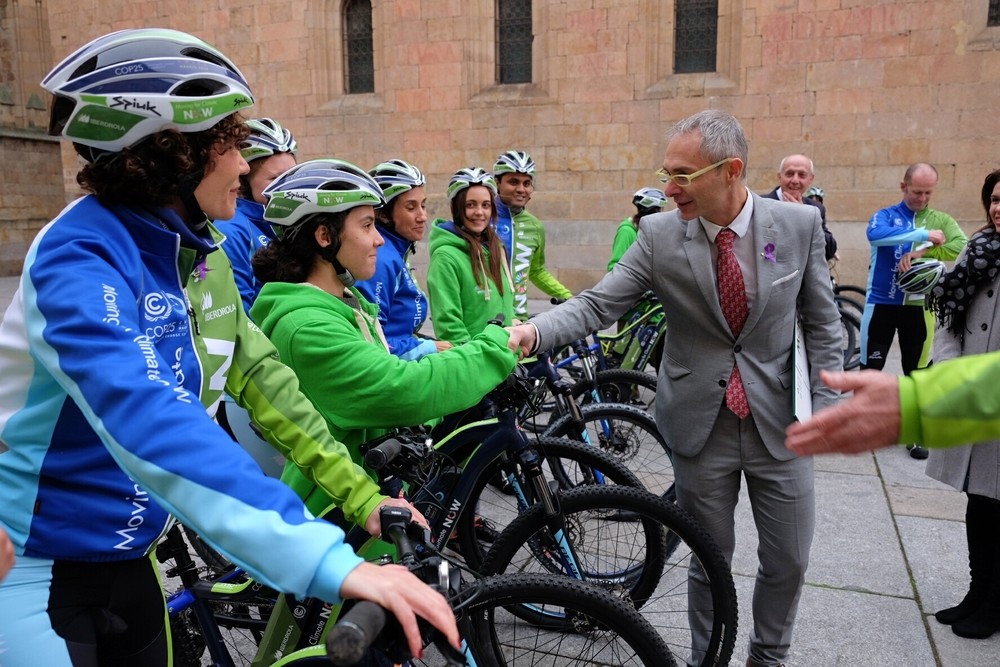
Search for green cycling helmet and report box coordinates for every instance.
[263,158,386,239]
[492,150,536,178]
[447,167,498,201]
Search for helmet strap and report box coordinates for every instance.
[316,230,355,289]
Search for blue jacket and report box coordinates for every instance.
[866,200,932,305]
[216,198,274,315]
[355,228,437,360]
[0,196,383,603]
[493,196,515,272]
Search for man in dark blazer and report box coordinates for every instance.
[761,153,838,261]
[512,110,843,667]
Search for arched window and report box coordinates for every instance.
[496,0,532,84]
[674,0,718,74]
[343,0,374,93]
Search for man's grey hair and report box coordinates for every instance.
[666,109,749,181]
[778,155,815,174]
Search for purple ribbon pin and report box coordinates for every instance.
[762,243,776,263]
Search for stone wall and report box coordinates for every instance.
[37,0,1000,289]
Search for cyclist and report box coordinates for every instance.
[427,167,516,343]
[216,117,298,315]
[354,159,451,360]
[492,150,573,320]
[0,29,456,666]
[608,187,668,271]
[250,159,523,517]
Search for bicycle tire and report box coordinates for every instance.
[840,308,861,371]
[454,436,644,570]
[480,485,738,667]
[543,402,675,498]
[461,573,675,667]
[833,283,867,303]
[182,524,232,574]
[569,367,658,412]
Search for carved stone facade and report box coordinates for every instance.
[0,0,61,275]
[17,1,1000,286]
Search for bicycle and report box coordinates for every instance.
[362,376,737,667]
[327,505,676,666]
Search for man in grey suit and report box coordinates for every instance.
[512,110,843,667]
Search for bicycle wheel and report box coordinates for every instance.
[480,485,738,667]
[454,436,643,570]
[544,402,674,498]
[833,283,867,303]
[570,367,657,412]
[840,308,861,371]
[460,573,674,667]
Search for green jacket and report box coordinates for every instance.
[426,219,516,343]
[251,281,517,515]
[915,208,968,366]
[899,350,1000,448]
[608,217,638,272]
[196,226,385,528]
[511,209,572,318]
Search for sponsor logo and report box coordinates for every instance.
[202,291,213,312]
[134,334,193,404]
[144,292,186,322]
[75,113,127,132]
[233,96,251,108]
[114,64,145,75]
[113,484,150,550]
[284,192,311,202]
[109,96,162,117]
[307,606,334,645]
[204,303,237,322]
[181,107,215,121]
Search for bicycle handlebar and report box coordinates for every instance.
[326,601,387,666]
[325,507,464,666]
[363,438,403,471]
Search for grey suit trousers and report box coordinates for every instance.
[674,404,815,666]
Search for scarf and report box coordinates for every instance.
[928,226,1000,341]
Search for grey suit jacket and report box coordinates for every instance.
[532,193,843,460]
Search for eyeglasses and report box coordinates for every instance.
[656,158,735,187]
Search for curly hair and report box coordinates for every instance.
[252,213,346,285]
[76,114,251,208]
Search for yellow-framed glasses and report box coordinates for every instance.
[656,157,735,187]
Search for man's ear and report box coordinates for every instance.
[727,158,746,181]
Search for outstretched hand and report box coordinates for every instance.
[785,370,902,456]
[339,561,461,660]
[506,324,537,359]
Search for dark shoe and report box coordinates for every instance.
[746,659,785,667]
[936,590,987,625]
[473,516,499,544]
[907,444,929,460]
[951,603,1000,639]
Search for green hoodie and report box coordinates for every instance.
[426,219,516,343]
[250,281,517,515]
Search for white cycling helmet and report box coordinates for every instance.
[42,28,254,153]
[263,158,385,239]
[369,159,426,203]
[492,150,536,178]
[241,118,298,162]
[447,167,498,201]
[806,186,825,201]
[633,187,668,210]
[897,259,946,295]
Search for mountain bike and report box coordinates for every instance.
[327,505,675,667]
[364,374,737,667]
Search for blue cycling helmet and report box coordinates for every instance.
[42,28,254,153]
[241,118,298,162]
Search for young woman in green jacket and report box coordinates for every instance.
[426,167,516,343]
[250,159,523,517]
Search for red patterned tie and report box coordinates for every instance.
[716,229,750,419]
